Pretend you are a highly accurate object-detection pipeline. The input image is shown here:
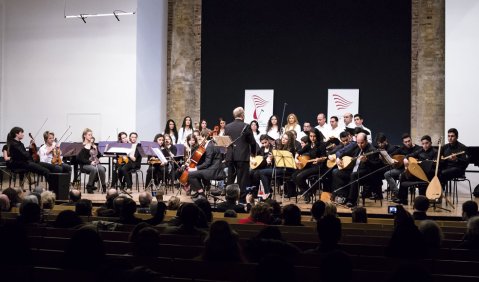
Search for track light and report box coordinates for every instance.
[65,11,136,23]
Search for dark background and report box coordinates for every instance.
[201,0,411,144]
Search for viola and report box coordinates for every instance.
[179,138,207,186]
[117,155,129,165]
[28,133,40,162]
[51,139,63,165]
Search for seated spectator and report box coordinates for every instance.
[265,199,282,225]
[167,196,181,210]
[2,187,20,210]
[462,200,478,221]
[216,184,246,213]
[0,194,10,212]
[195,197,213,228]
[201,220,243,262]
[305,215,342,254]
[319,250,353,282]
[132,227,160,258]
[145,201,167,226]
[96,188,119,217]
[351,206,368,223]
[164,203,208,238]
[63,226,105,271]
[458,216,479,250]
[311,200,326,222]
[54,210,83,228]
[31,186,43,205]
[413,195,429,220]
[61,189,81,206]
[418,220,443,256]
[119,197,142,225]
[138,192,153,214]
[14,187,25,204]
[18,201,42,225]
[40,190,56,210]
[167,203,184,226]
[75,199,93,216]
[243,226,300,263]
[324,202,337,217]
[282,204,303,226]
[239,202,271,224]
[386,205,427,258]
[224,209,237,218]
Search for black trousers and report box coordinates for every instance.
[227,161,250,200]
[332,167,370,204]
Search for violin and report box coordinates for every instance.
[148,157,162,165]
[51,138,62,165]
[117,155,129,165]
[28,133,40,162]
[179,137,208,186]
[88,141,100,166]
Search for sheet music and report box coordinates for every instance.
[152,147,168,163]
[379,149,395,165]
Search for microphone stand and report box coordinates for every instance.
[279,102,288,135]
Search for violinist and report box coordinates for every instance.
[145,134,165,187]
[118,132,142,191]
[162,134,178,183]
[6,126,51,185]
[189,130,225,199]
[38,131,71,173]
[292,128,328,204]
[111,131,129,188]
[77,128,107,194]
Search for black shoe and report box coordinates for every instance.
[392,198,408,205]
[87,188,94,194]
[303,195,311,204]
[192,192,205,200]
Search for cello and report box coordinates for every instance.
[179,137,208,186]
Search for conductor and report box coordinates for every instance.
[225,107,257,202]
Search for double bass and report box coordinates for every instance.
[179,138,207,186]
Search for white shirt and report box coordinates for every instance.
[358,125,373,143]
[39,144,54,163]
[267,128,280,141]
[253,132,261,146]
[329,126,342,139]
[315,124,331,141]
[178,128,193,145]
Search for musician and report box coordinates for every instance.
[163,119,179,145]
[250,120,261,147]
[178,116,193,145]
[218,118,226,136]
[284,113,301,139]
[329,116,342,139]
[184,133,199,164]
[225,107,257,201]
[315,113,330,141]
[393,135,437,205]
[297,121,312,140]
[293,128,328,204]
[189,130,225,199]
[374,133,396,154]
[38,131,71,173]
[250,134,274,195]
[3,144,12,169]
[331,132,382,208]
[266,115,280,141]
[111,132,129,188]
[118,132,142,191]
[439,128,469,184]
[77,128,106,193]
[258,131,297,198]
[353,114,372,143]
[145,134,165,187]
[161,133,178,184]
[343,112,355,129]
[6,126,51,185]
[384,133,420,197]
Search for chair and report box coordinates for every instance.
[130,168,144,192]
[449,174,473,205]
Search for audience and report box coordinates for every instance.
[224,209,237,218]
[195,197,213,227]
[62,189,81,206]
[243,226,300,263]
[96,188,119,217]
[145,201,167,226]
[282,204,303,226]
[0,194,10,212]
[413,195,429,220]
[255,255,295,282]
[164,203,208,238]
[132,226,161,258]
[167,196,181,210]
[63,226,105,270]
[418,220,443,255]
[319,250,353,282]
[2,187,20,210]
[54,210,83,228]
[201,220,243,262]
[462,200,478,221]
[351,206,368,223]
[18,201,41,225]
[239,202,271,224]
[75,199,93,217]
[40,191,56,210]
[305,215,342,254]
[265,199,282,225]
[216,184,246,213]
[118,197,142,225]
[311,200,326,222]
[324,202,338,217]
[458,216,479,250]
[138,192,153,214]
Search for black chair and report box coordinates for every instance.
[449,174,473,205]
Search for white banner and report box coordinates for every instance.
[327,89,359,127]
[244,89,274,133]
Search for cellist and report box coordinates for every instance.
[38,131,71,173]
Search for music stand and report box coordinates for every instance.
[104,143,132,196]
[272,150,296,201]
[60,142,85,185]
[214,136,232,148]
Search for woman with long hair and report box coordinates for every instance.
[178,116,193,145]
[218,118,226,136]
[163,119,179,145]
[266,115,280,141]
[250,120,261,146]
[284,113,301,140]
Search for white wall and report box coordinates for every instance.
[0,0,137,143]
[445,0,479,146]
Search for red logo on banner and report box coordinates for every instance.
[252,95,268,120]
[332,93,353,110]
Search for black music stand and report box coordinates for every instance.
[61,142,85,185]
[272,150,297,202]
[104,143,132,196]
[141,141,161,193]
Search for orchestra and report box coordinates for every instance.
[3,109,469,210]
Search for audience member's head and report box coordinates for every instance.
[250,202,272,224]
[14,187,25,201]
[0,194,10,212]
[149,201,167,225]
[18,202,41,224]
[317,215,342,248]
[461,216,479,250]
[462,200,478,221]
[63,226,105,270]
[282,204,302,226]
[202,220,242,262]
[120,197,138,219]
[113,195,127,215]
[324,202,337,217]
[255,226,284,241]
[413,195,429,212]
[138,192,153,208]
[75,199,93,216]
[54,210,83,228]
[2,187,20,208]
[33,186,44,195]
[167,196,181,210]
[195,197,213,222]
[351,207,368,223]
[225,184,240,202]
[106,188,119,200]
[40,191,56,209]
[133,227,160,258]
[224,209,237,218]
[311,200,326,221]
[418,220,443,250]
[179,203,200,227]
[69,189,82,203]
